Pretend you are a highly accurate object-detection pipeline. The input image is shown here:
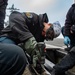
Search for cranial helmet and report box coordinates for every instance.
[46,21,61,40]
[53,21,61,38]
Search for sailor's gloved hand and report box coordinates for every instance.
[24,37,46,67]
[32,42,46,74]
[32,42,46,67]
[24,37,46,74]
[64,36,70,46]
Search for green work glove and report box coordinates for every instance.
[24,37,46,67]
[32,42,46,67]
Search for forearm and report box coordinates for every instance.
[24,37,37,56]
[24,37,46,74]
[24,37,46,67]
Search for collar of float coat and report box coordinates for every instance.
[39,13,49,31]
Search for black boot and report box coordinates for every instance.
[51,47,75,75]
[51,69,66,75]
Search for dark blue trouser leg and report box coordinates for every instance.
[53,46,75,75]
[0,43,27,75]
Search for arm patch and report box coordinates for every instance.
[26,12,33,18]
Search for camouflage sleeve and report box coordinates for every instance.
[24,37,46,67]
[24,37,37,56]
